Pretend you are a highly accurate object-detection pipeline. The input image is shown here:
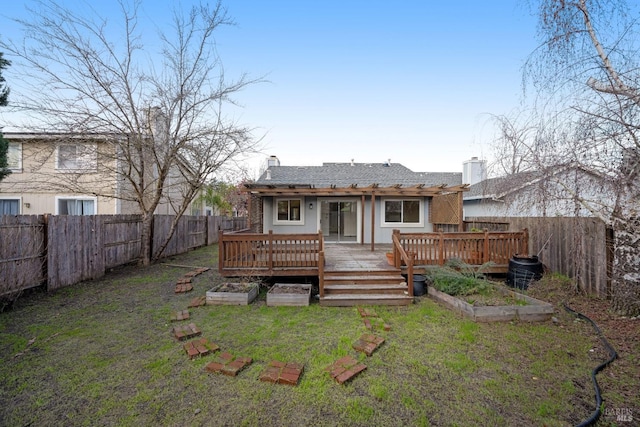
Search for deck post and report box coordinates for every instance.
[268,230,274,273]
[370,192,376,251]
[438,230,445,266]
[392,229,400,268]
[407,251,414,296]
[483,229,490,264]
[360,195,365,246]
[319,250,325,298]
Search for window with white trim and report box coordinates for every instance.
[382,199,422,226]
[56,143,97,171]
[0,199,20,215]
[7,142,22,171]
[275,198,303,223]
[56,197,96,215]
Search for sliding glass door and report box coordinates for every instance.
[320,200,357,242]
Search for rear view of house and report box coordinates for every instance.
[245,156,468,245]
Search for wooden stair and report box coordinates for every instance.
[320,269,413,306]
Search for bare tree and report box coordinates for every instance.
[487,110,540,176]
[508,0,640,315]
[1,0,259,264]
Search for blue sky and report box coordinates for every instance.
[1,1,540,178]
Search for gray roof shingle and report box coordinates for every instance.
[256,162,461,188]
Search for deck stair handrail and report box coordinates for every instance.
[392,230,415,296]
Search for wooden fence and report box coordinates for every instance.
[466,216,611,296]
[0,214,247,295]
[0,215,47,296]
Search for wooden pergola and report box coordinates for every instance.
[243,183,470,250]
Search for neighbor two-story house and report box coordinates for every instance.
[0,132,201,216]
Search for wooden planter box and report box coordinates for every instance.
[427,286,554,322]
[266,283,311,307]
[206,283,259,306]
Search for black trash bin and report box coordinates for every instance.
[506,255,543,290]
[412,274,427,296]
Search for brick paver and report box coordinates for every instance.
[183,337,220,359]
[204,352,252,376]
[172,323,202,341]
[188,296,207,308]
[259,361,304,386]
[184,267,210,278]
[325,355,367,384]
[357,307,378,318]
[352,333,385,356]
[170,309,190,321]
[175,283,193,293]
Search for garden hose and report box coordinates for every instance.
[562,304,618,427]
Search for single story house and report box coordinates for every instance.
[462,165,610,218]
[243,156,468,246]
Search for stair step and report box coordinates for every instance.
[324,269,400,276]
[324,284,407,294]
[320,293,413,307]
[324,275,406,284]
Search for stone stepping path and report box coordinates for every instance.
[172,323,202,341]
[170,309,190,321]
[352,333,385,357]
[259,361,304,386]
[183,337,220,359]
[325,355,367,384]
[205,352,253,376]
[188,296,206,308]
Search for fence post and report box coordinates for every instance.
[43,214,49,289]
[522,228,529,255]
[204,215,209,247]
[218,230,224,273]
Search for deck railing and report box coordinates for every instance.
[218,230,323,276]
[393,228,528,270]
[391,232,415,296]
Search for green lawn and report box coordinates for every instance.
[0,244,627,426]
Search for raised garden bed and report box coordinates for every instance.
[428,285,554,322]
[206,282,259,306]
[267,283,311,307]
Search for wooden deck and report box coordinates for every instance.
[218,229,529,306]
